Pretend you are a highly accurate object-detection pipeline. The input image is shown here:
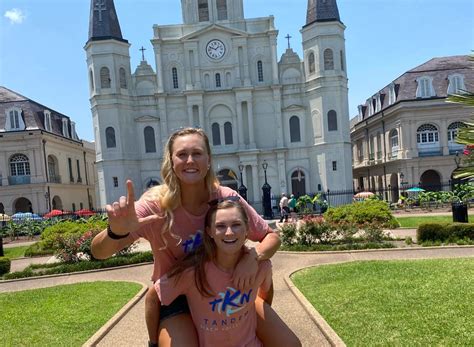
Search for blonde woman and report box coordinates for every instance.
[91,128,296,347]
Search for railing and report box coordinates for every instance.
[8,175,31,185]
[418,149,442,157]
[388,151,399,160]
[49,175,61,183]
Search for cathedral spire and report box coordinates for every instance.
[306,0,341,26]
[88,0,127,43]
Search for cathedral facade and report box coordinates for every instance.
[85,0,353,210]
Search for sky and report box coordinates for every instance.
[1,0,473,142]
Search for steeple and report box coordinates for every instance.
[306,0,341,26]
[88,0,127,43]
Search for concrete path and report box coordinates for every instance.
[2,245,473,347]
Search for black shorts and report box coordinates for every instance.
[160,295,190,321]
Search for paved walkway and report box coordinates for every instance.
[2,243,473,346]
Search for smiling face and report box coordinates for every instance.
[171,134,210,186]
[207,206,248,257]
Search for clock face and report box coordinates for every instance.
[206,39,226,60]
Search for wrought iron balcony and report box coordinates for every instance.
[8,175,31,185]
[49,175,61,183]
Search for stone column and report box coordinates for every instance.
[236,100,244,149]
[247,98,256,148]
[269,33,279,84]
[198,104,204,130]
[187,105,193,126]
[440,119,449,155]
[153,41,164,92]
[242,44,251,86]
[251,164,260,204]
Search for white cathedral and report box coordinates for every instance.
[85,0,353,211]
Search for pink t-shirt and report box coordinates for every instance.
[130,186,270,281]
[155,260,272,347]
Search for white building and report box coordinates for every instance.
[85,0,353,210]
[0,87,97,215]
[350,55,473,202]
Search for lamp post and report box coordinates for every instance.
[261,160,273,219]
[44,191,51,212]
[238,163,248,202]
[452,151,468,222]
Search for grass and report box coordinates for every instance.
[0,281,142,346]
[396,215,453,228]
[292,258,474,346]
[2,245,29,259]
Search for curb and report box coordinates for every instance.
[1,262,153,284]
[284,268,346,347]
[278,244,474,255]
[82,281,148,347]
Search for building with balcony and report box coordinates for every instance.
[0,86,97,215]
[350,55,473,202]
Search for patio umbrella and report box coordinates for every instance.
[74,209,95,217]
[406,187,425,192]
[11,212,43,221]
[0,214,11,222]
[354,191,375,199]
[43,209,65,218]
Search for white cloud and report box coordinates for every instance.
[4,8,26,24]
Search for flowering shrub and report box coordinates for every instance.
[298,215,333,245]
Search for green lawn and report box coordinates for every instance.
[396,215,453,228]
[2,245,29,259]
[292,258,474,346]
[0,281,142,346]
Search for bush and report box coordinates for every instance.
[24,243,54,257]
[0,257,11,275]
[297,215,333,245]
[417,222,474,242]
[325,200,399,229]
[279,223,298,246]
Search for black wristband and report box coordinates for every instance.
[107,224,129,240]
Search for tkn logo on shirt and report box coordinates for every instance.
[200,287,253,332]
[181,231,202,254]
[209,287,253,317]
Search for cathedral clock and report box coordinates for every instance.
[206,39,226,60]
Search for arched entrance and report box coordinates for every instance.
[52,196,63,210]
[217,169,238,191]
[291,170,306,197]
[14,197,32,213]
[420,170,441,191]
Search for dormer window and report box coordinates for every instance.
[358,105,364,121]
[5,107,25,131]
[62,118,69,138]
[447,74,465,95]
[71,121,77,140]
[416,76,435,98]
[375,94,382,112]
[366,99,373,117]
[389,83,397,105]
[216,0,227,20]
[44,110,52,132]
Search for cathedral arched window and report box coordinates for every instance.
[448,122,465,143]
[144,126,156,153]
[172,67,179,89]
[10,154,30,176]
[119,68,127,89]
[212,123,221,145]
[105,127,116,148]
[215,73,221,88]
[328,110,338,131]
[224,122,233,145]
[289,116,301,142]
[100,67,111,88]
[257,61,264,82]
[216,0,227,20]
[198,0,209,22]
[308,52,315,74]
[323,49,334,70]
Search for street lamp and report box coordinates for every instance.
[238,163,247,202]
[261,160,273,219]
[44,191,51,212]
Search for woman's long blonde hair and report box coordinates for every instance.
[168,200,249,297]
[143,127,219,248]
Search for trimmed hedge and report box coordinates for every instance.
[0,257,11,276]
[417,223,474,242]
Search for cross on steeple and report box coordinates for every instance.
[140,46,146,61]
[285,34,292,49]
[94,0,106,22]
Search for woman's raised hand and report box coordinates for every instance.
[105,180,159,235]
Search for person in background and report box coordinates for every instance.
[279,193,289,223]
[288,194,297,223]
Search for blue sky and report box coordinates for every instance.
[1,0,472,142]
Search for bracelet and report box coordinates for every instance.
[107,224,129,240]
